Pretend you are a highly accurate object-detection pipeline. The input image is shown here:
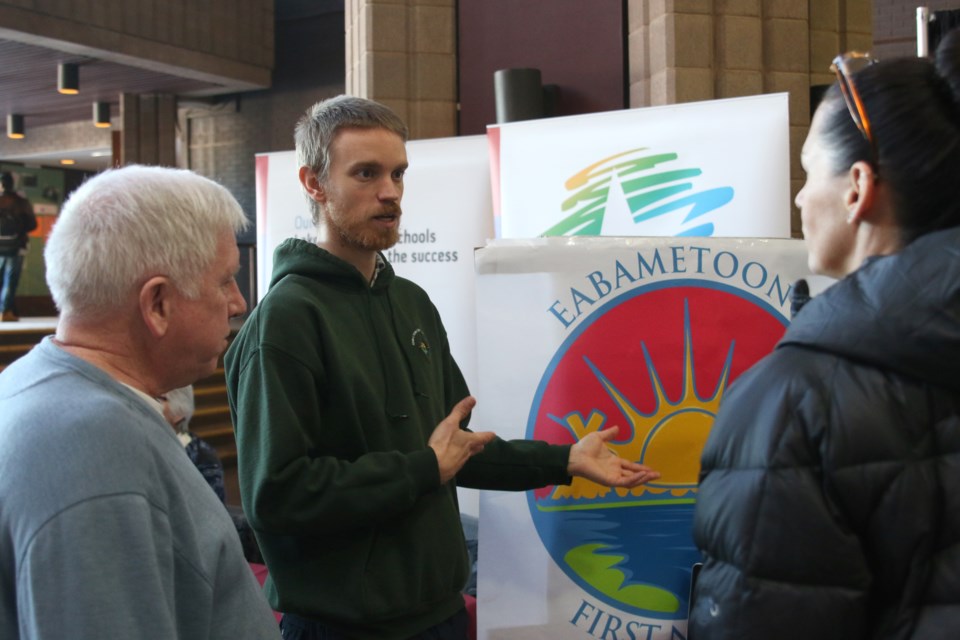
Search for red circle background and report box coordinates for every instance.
[530,284,787,498]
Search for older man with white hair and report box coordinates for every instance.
[0,166,279,639]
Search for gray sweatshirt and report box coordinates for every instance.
[0,337,279,639]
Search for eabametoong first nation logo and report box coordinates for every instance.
[543,148,734,237]
[526,282,787,620]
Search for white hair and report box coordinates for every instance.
[45,165,248,317]
[164,384,195,428]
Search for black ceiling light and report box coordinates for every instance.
[93,101,111,128]
[6,114,24,139]
[58,62,79,95]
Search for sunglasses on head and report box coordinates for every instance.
[830,52,880,170]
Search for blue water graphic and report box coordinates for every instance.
[529,497,701,619]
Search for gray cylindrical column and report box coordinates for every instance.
[494,68,544,123]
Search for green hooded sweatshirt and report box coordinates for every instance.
[225,239,571,639]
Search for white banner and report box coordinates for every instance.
[489,94,791,239]
[474,237,825,639]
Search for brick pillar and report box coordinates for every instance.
[120,93,178,166]
[120,93,139,166]
[345,0,457,139]
[626,0,871,237]
[764,2,812,237]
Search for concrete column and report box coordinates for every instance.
[157,95,177,167]
[139,95,159,165]
[345,0,458,139]
[763,1,811,236]
[120,93,140,165]
[120,93,178,166]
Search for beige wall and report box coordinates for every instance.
[346,0,457,140]
[626,0,872,236]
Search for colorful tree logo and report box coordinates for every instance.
[544,149,734,237]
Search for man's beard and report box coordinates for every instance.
[326,202,401,252]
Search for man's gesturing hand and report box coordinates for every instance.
[428,396,496,484]
[567,427,660,488]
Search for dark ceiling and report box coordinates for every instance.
[0,38,220,130]
[0,0,345,170]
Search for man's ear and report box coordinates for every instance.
[139,276,173,338]
[844,160,878,224]
[298,166,326,204]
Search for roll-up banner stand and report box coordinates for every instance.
[474,237,826,639]
[489,93,791,240]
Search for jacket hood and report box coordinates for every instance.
[269,237,393,291]
[782,226,960,392]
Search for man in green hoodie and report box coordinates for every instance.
[225,95,661,640]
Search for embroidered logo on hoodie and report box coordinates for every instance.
[411,328,430,356]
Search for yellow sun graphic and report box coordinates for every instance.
[547,300,734,505]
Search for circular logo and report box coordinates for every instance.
[526,281,786,619]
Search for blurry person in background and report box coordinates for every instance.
[690,31,960,640]
[161,384,263,564]
[162,384,227,503]
[0,166,278,639]
[0,171,37,321]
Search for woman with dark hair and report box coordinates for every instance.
[689,31,960,640]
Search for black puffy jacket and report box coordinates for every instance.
[690,226,960,640]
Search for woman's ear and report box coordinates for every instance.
[299,166,326,204]
[844,160,878,224]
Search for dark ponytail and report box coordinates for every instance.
[935,29,960,127]
[819,29,960,243]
